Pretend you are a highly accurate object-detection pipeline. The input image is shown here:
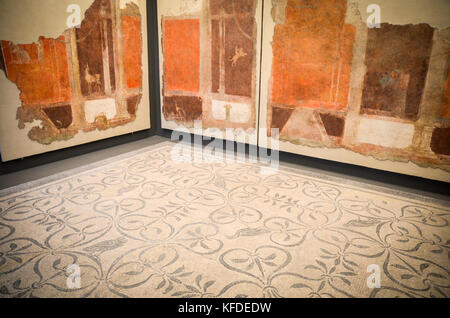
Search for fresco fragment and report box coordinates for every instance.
[0,0,146,148]
[263,0,450,180]
[160,0,259,132]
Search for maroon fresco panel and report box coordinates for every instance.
[361,23,434,120]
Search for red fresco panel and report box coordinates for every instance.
[164,19,200,93]
[1,37,71,106]
[123,15,143,89]
[271,0,355,111]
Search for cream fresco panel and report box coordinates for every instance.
[84,99,118,123]
[211,100,251,124]
[357,118,415,149]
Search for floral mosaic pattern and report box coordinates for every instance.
[0,143,449,298]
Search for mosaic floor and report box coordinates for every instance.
[0,142,448,298]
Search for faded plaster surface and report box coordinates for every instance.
[0,0,94,43]
[0,0,150,161]
[85,99,117,123]
[120,0,139,9]
[157,0,203,16]
[356,118,415,149]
